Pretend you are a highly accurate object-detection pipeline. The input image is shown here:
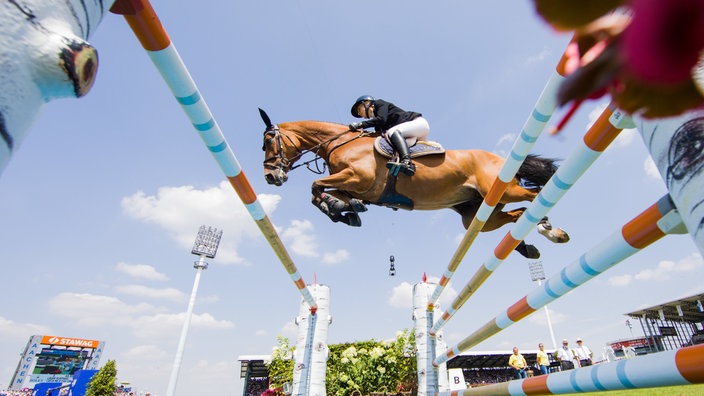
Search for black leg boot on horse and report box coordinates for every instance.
[386,131,415,176]
[314,193,366,226]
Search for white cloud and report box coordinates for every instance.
[280,219,351,263]
[388,277,458,310]
[129,312,234,340]
[526,46,552,64]
[389,282,414,309]
[281,219,319,257]
[121,182,282,265]
[122,344,169,360]
[49,292,234,340]
[280,320,298,340]
[635,253,704,281]
[607,274,633,287]
[115,284,186,301]
[643,156,662,180]
[527,307,566,325]
[322,249,350,265]
[0,316,52,339]
[496,133,515,148]
[49,292,159,327]
[116,262,168,281]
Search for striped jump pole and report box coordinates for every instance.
[434,194,686,366]
[438,343,704,396]
[430,102,634,335]
[109,0,317,311]
[429,36,575,306]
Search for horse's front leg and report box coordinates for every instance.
[311,174,368,227]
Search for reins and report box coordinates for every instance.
[267,126,375,175]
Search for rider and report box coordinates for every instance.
[348,95,429,176]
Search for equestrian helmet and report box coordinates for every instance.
[351,95,375,117]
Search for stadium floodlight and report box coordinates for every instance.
[166,226,223,396]
[528,260,557,350]
[191,225,223,259]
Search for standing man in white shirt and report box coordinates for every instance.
[554,339,576,371]
[574,337,594,367]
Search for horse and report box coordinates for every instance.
[258,109,569,258]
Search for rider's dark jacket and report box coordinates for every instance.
[359,99,422,132]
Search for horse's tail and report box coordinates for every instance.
[515,154,559,188]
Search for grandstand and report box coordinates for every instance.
[237,292,704,395]
[622,292,704,352]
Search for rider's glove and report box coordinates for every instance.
[349,122,362,131]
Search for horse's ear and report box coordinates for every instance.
[258,108,273,128]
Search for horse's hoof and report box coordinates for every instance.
[348,198,367,213]
[340,213,362,227]
[320,193,346,213]
[515,241,540,259]
[538,216,552,230]
[549,228,570,243]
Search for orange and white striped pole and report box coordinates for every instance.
[434,194,684,366]
[431,103,634,335]
[109,0,317,311]
[438,343,704,395]
[429,36,576,306]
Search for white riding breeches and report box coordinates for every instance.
[387,117,430,146]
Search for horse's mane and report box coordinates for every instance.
[279,120,349,134]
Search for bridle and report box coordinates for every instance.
[262,123,373,175]
[262,124,298,172]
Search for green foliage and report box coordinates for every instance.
[266,329,416,396]
[85,359,117,396]
[267,335,295,390]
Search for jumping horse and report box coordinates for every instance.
[259,109,569,258]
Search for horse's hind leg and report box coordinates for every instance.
[500,183,539,204]
[455,202,540,259]
[502,184,570,244]
[482,204,525,231]
[537,217,570,243]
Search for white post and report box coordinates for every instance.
[291,284,330,396]
[538,279,558,351]
[166,255,207,396]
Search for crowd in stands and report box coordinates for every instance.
[245,377,269,396]
[0,387,136,395]
[0,390,33,396]
[462,368,517,386]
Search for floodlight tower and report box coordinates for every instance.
[528,260,557,350]
[166,226,223,396]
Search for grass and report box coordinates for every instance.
[562,383,704,395]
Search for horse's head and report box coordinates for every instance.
[260,108,292,186]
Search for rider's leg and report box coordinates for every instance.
[386,130,415,176]
[385,117,430,176]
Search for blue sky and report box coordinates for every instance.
[1,1,702,395]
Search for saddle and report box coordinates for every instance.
[373,137,445,211]
[373,137,445,158]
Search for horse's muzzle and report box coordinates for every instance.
[264,169,288,186]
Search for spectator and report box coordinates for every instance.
[573,337,594,367]
[508,347,528,379]
[536,343,550,374]
[554,339,576,370]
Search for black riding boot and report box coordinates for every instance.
[386,131,415,176]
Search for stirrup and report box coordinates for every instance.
[386,159,415,176]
